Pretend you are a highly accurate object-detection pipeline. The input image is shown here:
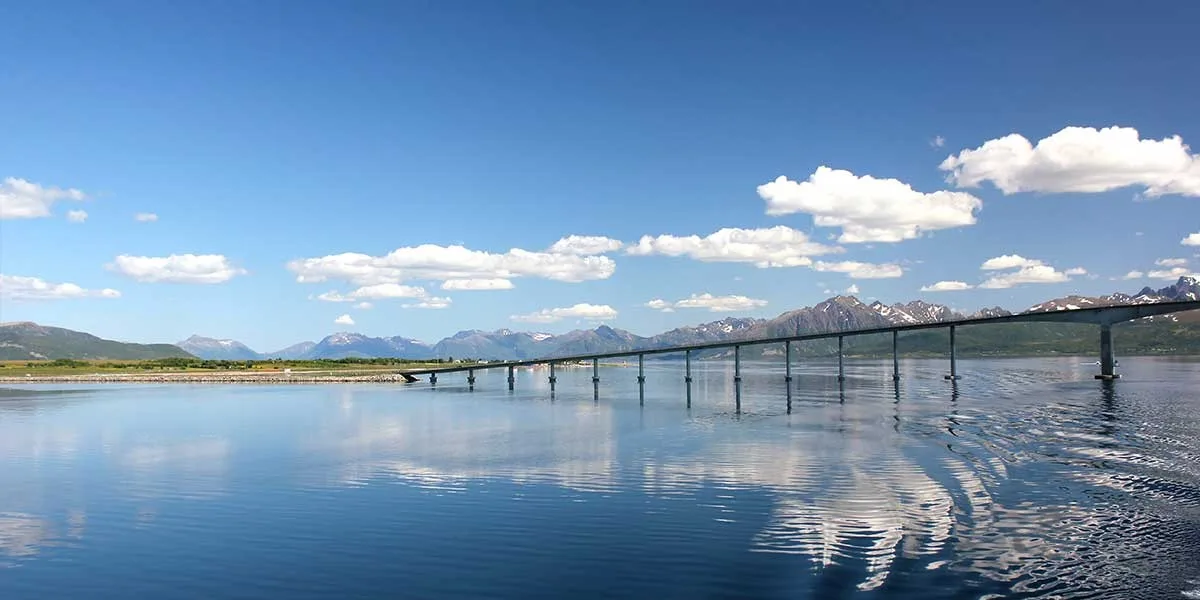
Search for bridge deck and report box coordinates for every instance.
[399,300,1200,376]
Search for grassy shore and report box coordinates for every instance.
[0,358,449,378]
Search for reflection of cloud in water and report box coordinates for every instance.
[310,403,617,493]
[121,438,230,500]
[0,513,47,559]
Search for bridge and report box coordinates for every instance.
[397,300,1200,392]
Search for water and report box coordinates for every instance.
[2,357,1199,599]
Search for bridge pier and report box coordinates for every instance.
[892,330,900,380]
[784,341,793,385]
[837,336,845,382]
[467,369,475,388]
[507,366,515,390]
[592,358,599,384]
[429,373,437,385]
[548,362,556,392]
[734,345,742,383]
[944,325,961,380]
[1096,323,1119,380]
[637,354,645,404]
[684,349,692,407]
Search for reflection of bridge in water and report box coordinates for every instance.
[400,300,1200,393]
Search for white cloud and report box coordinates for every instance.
[1121,270,1145,280]
[134,213,158,223]
[108,254,247,284]
[812,260,903,279]
[1183,233,1200,246]
[940,126,1200,197]
[979,265,1070,289]
[920,281,973,292]
[288,243,615,288]
[646,293,768,313]
[334,314,355,326]
[756,167,983,243]
[626,226,842,267]
[0,177,87,219]
[0,274,120,300]
[1148,266,1198,280]
[511,303,617,323]
[546,235,623,255]
[441,278,515,291]
[931,135,946,148]
[1064,267,1088,276]
[403,296,452,309]
[844,284,860,294]
[354,302,373,310]
[66,210,88,223]
[981,254,1043,270]
[1156,258,1188,267]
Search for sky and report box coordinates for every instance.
[2,0,1199,352]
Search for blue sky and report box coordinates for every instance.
[2,0,1199,352]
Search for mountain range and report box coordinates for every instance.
[172,276,1200,361]
[2,277,1195,362]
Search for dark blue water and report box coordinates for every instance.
[2,357,1199,599]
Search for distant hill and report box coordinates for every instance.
[176,335,260,360]
[0,322,194,360]
[21,276,1200,362]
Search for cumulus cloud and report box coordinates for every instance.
[108,254,247,284]
[511,303,617,323]
[811,260,903,279]
[1121,271,1145,280]
[402,297,452,309]
[0,177,87,219]
[354,302,373,310]
[1156,258,1188,267]
[941,126,1200,197]
[931,136,946,148]
[920,281,973,292]
[441,278,515,291]
[1149,266,1198,280]
[546,235,623,256]
[756,167,983,243]
[66,210,88,223]
[334,314,355,326]
[977,254,1077,289]
[1183,233,1200,246]
[0,274,120,300]
[645,293,768,313]
[288,243,615,290]
[981,254,1043,270]
[134,213,158,222]
[626,226,842,267]
[844,284,860,294]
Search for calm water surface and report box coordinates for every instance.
[2,357,1199,599]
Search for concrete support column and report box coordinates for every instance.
[592,358,600,384]
[429,373,437,385]
[548,363,557,392]
[507,366,515,390]
[467,369,475,388]
[1096,323,1119,380]
[637,354,645,384]
[784,341,793,384]
[734,345,742,382]
[684,349,692,408]
[945,326,961,380]
[892,330,900,381]
[837,336,846,382]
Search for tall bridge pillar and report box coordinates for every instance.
[1096,323,1119,380]
[467,369,476,388]
[591,358,599,384]
[945,325,961,380]
[548,362,557,392]
[684,349,692,408]
[892,330,900,381]
[784,341,793,384]
[837,336,846,382]
[429,373,437,385]
[507,366,515,390]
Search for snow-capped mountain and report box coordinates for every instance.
[176,335,261,360]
